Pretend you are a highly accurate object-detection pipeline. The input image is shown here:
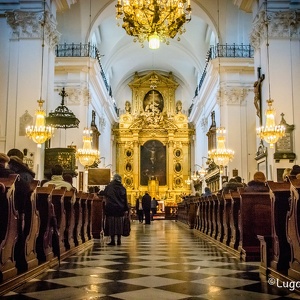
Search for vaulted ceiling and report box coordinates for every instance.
[56,0,247,112]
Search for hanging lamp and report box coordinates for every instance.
[256,1,285,148]
[46,87,80,129]
[25,0,54,147]
[26,99,55,148]
[76,128,100,169]
[207,3,234,172]
[208,127,234,172]
[76,1,100,169]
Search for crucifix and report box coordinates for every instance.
[253,67,265,125]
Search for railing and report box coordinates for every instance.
[210,43,254,59]
[55,43,114,109]
[189,43,254,116]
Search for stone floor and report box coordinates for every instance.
[2,220,300,299]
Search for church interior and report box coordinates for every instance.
[1,0,300,298]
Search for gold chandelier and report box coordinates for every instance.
[208,127,234,171]
[76,128,100,169]
[255,2,285,148]
[26,2,54,148]
[185,176,192,185]
[26,99,55,148]
[256,99,285,148]
[115,0,192,49]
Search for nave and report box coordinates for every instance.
[2,221,300,300]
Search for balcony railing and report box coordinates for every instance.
[55,43,113,99]
[190,43,254,116]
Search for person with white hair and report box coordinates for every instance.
[102,173,129,245]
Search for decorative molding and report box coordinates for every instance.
[19,111,33,136]
[217,86,250,106]
[55,0,77,13]
[6,10,60,49]
[250,10,300,50]
[66,87,90,105]
[233,0,254,13]
[200,116,208,133]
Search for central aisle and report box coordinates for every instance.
[3,220,300,299]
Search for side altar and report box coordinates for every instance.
[113,71,194,205]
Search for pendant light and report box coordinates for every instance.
[256,0,285,148]
[208,0,234,172]
[26,0,55,147]
[76,0,100,169]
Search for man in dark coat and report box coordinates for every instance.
[102,174,129,245]
[142,191,151,224]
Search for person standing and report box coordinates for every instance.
[102,174,129,245]
[151,197,158,220]
[142,191,151,224]
[136,196,144,223]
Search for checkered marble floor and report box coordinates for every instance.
[2,220,300,299]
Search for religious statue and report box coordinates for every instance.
[253,67,265,120]
[176,100,182,114]
[125,100,131,113]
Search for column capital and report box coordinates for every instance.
[6,10,60,49]
[250,10,300,50]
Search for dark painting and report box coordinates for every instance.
[140,140,166,186]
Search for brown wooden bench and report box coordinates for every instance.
[0,175,18,282]
[267,181,291,272]
[35,185,55,263]
[238,189,271,261]
[287,178,300,280]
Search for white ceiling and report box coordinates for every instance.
[57,0,217,111]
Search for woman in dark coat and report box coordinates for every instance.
[102,174,129,245]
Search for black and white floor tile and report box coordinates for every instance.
[2,220,300,299]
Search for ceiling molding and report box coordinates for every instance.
[233,0,254,13]
[55,0,77,13]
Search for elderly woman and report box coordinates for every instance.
[102,174,129,246]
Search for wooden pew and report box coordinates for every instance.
[229,191,240,250]
[0,175,18,282]
[287,178,300,280]
[51,188,67,256]
[73,192,83,246]
[188,199,197,229]
[202,196,208,234]
[79,192,89,243]
[92,195,104,239]
[238,189,271,261]
[222,193,232,246]
[207,195,214,237]
[198,198,204,232]
[267,181,291,272]
[211,194,219,240]
[216,193,224,243]
[35,185,55,263]
[86,193,96,240]
[20,180,39,272]
[63,190,75,250]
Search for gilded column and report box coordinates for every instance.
[167,136,174,191]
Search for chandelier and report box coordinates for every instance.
[26,99,55,148]
[115,0,192,49]
[208,127,234,171]
[26,2,54,147]
[46,87,80,129]
[255,2,285,148]
[76,128,100,169]
[185,176,192,185]
[256,99,285,148]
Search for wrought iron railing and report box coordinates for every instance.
[190,43,254,116]
[55,43,113,101]
[210,43,254,59]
